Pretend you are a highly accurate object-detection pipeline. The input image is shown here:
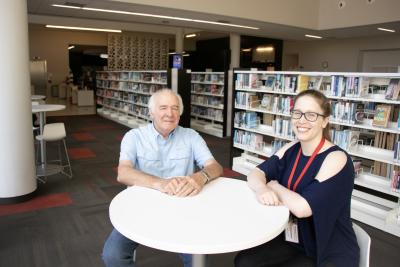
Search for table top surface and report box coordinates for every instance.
[109,177,289,254]
[31,95,46,100]
[32,104,65,113]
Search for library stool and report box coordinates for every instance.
[353,223,371,267]
[35,122,72,181]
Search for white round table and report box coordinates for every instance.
[32,104,66,177]
[31,94,46,100]
[109,177,289,267]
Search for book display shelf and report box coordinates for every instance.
[190,71,227,137]
[96,70,168,128]
[231,70,400,237]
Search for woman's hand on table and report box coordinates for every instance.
[256,185,281,206]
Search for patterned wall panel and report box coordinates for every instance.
[108,34,169,70]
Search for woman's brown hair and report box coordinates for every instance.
[293,90,331,141]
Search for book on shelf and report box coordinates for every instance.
[398,110,400,130]
[385,79,400,100]
[250,74,261,88]
[390,170,400,192]
[308,76,323,91]
[260,94,273,109]
[263,113,274,126]
[263,75,276,90]
[248,94,260,108]
[296,75,310,92]
[357,77,370,97]
[372,105,392,127]
[352,159,362,175]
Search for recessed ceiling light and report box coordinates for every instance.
[241,48,252,52]
[51,4,259,30]
[46,25,122,33]
[68,45,75,50]
[256,47,274,52]
[185,33,197,38]
[377,27,395,33]
[305,34,322,39]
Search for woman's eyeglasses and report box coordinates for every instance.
[290,110,326,122]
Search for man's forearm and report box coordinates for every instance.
[117,165,164,190]
[202,160,223,182]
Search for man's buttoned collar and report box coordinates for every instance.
[149,123,177,141]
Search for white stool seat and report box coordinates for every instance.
[36,123,66,142]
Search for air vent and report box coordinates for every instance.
[64,2,86,8]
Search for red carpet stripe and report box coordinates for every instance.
[0,193,72,216]
[72,132,96,141]
[68,148,96,159]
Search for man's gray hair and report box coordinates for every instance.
[148,89,184,115]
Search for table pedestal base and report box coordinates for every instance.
[192,254,206,267]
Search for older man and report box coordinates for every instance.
[102,89,223,267]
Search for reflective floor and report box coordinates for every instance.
[45,95,96,117]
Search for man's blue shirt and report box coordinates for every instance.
[120,124,214,178]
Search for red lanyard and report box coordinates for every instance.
[287,137,325,191]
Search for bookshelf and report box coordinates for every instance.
[231,70,400,237]
[96,70,168,128]
[190,71,227,137]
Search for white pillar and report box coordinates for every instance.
[230,33,240,69]
[225,33,241,137]
[175,28,184,54]
[0,0,36,202]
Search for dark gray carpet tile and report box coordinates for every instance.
[101,185,125,199]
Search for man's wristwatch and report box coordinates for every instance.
[200,169,211,184]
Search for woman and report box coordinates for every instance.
[235,90,359,267]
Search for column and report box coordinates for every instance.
[0,0,36,203]
[225,33,241,137]
[175,28,184,54]
[229,33,240,69]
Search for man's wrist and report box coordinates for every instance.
[200,169,211,184]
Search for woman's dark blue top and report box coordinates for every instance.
[258,142,359,267]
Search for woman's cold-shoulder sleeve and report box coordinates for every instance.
[257,155,285,182]
[300,159,355,264]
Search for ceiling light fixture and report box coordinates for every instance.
[46,25,122,33]
[305,34,322,39]
[68,45,75,50]
[185,34,197,38]
[241,48,252,52]
[256,47,274,52]
[377,27,395,33]
[51,4,259,30]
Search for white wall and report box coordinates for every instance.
[28,25,108,85]
[318,0,400,29]
[283,34,400,72]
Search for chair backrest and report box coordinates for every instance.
[353,223,371,267]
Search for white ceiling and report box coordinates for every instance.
[27,0,400,41]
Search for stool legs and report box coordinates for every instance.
[62,139,72,178]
